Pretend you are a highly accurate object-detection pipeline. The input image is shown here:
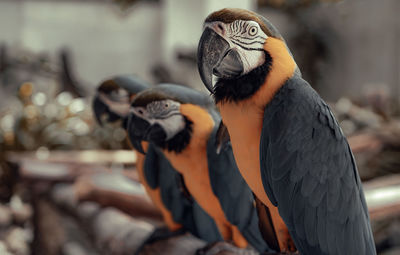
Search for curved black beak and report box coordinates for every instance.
[126,114,150,154]
[197,27,243,92]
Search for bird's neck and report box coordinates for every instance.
[180,104,215,143]
[162,104,214,187]
[163,104,214,158]
[251,37,297,109]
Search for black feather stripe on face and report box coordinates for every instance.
[213,50,272,104]
[153,117,193,153]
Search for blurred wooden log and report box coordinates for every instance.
[8,149,400,254]
[364,174,400,221]
[50,184,209,255]
[74,172,162,221]
[13,159,107,183]
[6,150,137,166]
[348,121,400,181]
[348,133,383,154]
[5,150,139,185]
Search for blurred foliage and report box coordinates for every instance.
[0,46,127,202]
[0,46,126,154]
[0,84,127,153]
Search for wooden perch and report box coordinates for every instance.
[6,150,137,166]
[6,150,139,184]
[14,159,107,183]
[348,133,383,154]
[347,122,400,181]
[7,149,400,254]
[74,172,162,221]
[50,184,209,255]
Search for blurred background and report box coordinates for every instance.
[0,0,399,254]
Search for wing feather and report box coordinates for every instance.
[260,76,376,254]
[144,144,222,242]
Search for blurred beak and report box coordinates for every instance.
[127,114,150,154]
[92,92,129,125]
[197,27,243,92]
[92,95,108,125]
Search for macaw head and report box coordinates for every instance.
[127,84,214,154]
[197,8,296,104]
[92,75,149,127]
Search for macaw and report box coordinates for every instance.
[127,84,271,253]
[92,75,222,248]
[197,8,376,254]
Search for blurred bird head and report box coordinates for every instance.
[92,75,149,128]
[197,8,297,103]
[127,84,215,154]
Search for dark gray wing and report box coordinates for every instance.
[260,76,376,255]
[144,144,222,242]
[113,75,150,94]
[207,114,271,253]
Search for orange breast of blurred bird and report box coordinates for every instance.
[163,104,248,248]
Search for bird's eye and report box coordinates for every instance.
[165,103,169,108]
[138,109,143,114]
[249,26,258,36]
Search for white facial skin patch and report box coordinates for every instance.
[205,20,268,76]
[130,99,186,140]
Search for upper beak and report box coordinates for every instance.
[197,27,244,92]
[126,113,150,154]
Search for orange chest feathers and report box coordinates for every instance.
[217,37,296,207]
[162,104,226,221]
[162,104,247,246]
[218,102,273,206]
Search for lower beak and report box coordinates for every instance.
[92,95,107,125]
[146,124,167,145]
[127,114,150,154]
[197,27,244,92]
